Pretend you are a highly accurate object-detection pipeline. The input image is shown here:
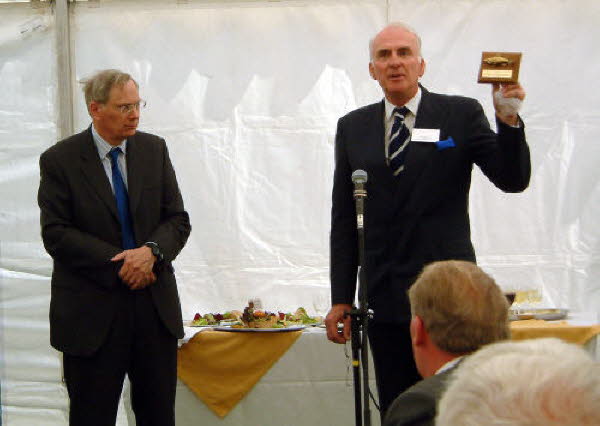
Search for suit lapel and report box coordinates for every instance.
[79,129,119,219]
[406,86,447,177]
[366,101,386,165]
[414,87,447,130]
[360,101,398,189]
[364,102,387,165]
[125,133,144,217]
[410,87,452,204]
[393,88,449,211]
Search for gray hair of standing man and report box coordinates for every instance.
[408,260,510,354]
[80,69,138,112]
[368,21,423,61]
[436,338,600,426]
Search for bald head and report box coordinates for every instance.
[369,22,422,62]
[368,22,425,105]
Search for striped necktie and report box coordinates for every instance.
[109,147,136,249]
[388,106,411,176]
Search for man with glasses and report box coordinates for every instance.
[38,69,191,426]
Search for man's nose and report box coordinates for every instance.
[389,53,402,66]
[129,108,140,119]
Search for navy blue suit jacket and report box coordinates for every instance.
[330,87,530,322]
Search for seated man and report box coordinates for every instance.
[384,260,510,426]
[436,338,600,425]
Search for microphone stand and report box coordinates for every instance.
[347,170,372,426]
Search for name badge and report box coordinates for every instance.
[412,128,440,143]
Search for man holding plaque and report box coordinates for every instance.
[325,22,530,418]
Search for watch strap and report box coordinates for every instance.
[144,241,164,263]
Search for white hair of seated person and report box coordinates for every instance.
[436,338,600,426]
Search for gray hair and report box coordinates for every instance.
[369,22,422,62]
[80,69,138,111]
[437,338,600,426]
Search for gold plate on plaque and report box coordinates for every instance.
[478,51,522,83]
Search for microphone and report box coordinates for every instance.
[352,170,368,230]
[352,169,368,200]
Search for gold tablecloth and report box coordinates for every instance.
[177,329,302,418]
[177,319,599,419]
[510,320,600,345]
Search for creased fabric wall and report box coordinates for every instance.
[1,0,599,425]
[70,0,386,318]
[391,0,600,311]
[0,3,67,426]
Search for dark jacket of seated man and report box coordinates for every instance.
[384,361,459,426]
[383,260,510,426]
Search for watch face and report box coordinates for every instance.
[148,243,163,262]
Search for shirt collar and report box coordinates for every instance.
[91,124,128,159]
[384,87,422,121]
[435,355,464,375]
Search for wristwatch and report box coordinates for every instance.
[144,242,164,263]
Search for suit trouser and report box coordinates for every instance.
[63,287,177,426]
[368,321,421,421]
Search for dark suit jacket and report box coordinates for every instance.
[38,127,191,356]
[330,87,530,322]
[383,368,455,426]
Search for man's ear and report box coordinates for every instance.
[418,57,426,78]
[410,315,426,346]
[89,101,101,120]
[368,61,376,80]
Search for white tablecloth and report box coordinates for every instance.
[119,313,599,425]
[175,326,381,426]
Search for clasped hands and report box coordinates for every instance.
[111,246,156,290]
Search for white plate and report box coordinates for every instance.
[213,325,305,333]
[509,308,568,321]
[184,321,216,327]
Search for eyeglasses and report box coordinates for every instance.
[114,100,147,114]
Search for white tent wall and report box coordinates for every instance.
[1,0,599,425]
[1,3,68,426]
[68,0,386,319]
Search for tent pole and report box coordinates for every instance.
[55,0,74,140]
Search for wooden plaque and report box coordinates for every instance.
[478,52,522,83]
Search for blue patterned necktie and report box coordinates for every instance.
[109,147,136,249]
[388,106,411,176]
